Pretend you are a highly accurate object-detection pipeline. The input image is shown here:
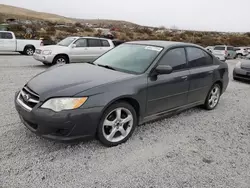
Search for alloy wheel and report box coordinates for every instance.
[102,107,133,143]
[56,58,66,64]
[26,48,34,55]
[208,85,220,108]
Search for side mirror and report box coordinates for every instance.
[71,44,76,48]
[155,65,173,75]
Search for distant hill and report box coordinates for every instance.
[0,4,139,27]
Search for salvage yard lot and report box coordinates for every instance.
[0,54,250,188]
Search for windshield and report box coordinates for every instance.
[57,37,76,46]
[94,44,163,74]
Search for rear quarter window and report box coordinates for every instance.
[101,40,110,47]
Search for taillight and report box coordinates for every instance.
[225,50,228,55]
[40,41,44,46]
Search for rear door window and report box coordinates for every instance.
[227,46,234,51]
[87,39,102,47]
[214,46,225,50]
[186,47,213,68]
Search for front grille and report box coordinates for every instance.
[241,67,250,71]
[35,49,42,54]
[17,86,40,111]
[236,74,250,79]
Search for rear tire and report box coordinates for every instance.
[97,102,137,147]
[236,54,243,59]
[204,83,221,110]
[24,46,35,56]
[52,55,69,65]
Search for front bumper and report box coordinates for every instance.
[33,53,55,64]
[14,92,103,142]
[233,68,250,81]
[214,55,226,61]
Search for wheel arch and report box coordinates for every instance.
[23,44,35,52]
[213,80,223,94]
[101,96,141,119]
[53,53,70,63]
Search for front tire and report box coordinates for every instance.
[52,55,69,65]
[204,84,221,110]
[97,102,137,147]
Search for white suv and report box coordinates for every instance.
[212,45,236,59]
[234,47,249,58]
[33,37,114,65]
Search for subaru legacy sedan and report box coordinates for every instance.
[15,41,229,147]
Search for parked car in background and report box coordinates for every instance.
[213,45,236,59]
[214,54,226,62]
[233,60,250,81]
[234,47,249,58]
[112,39,125,47]
[205,46,214,53]
[0,31,43,55]
[15,41,229,147]
[33,37,115,65]
[241,47,250,53]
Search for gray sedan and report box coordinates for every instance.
[15,41,229,147]
[233,60,250,81]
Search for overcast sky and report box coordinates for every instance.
[1,0,250,32]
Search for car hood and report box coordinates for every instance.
[27,64,135,101]
[37,45,68,51]
[241,60,250,69]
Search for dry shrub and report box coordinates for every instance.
[84,27,93,32]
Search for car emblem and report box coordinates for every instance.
[23,93,30,101]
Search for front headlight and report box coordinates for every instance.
[41,97,88,112]
[235,61,242,68]
[42,50,52,55]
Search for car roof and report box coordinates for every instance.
[126,40,200,48]
[72,36,111,40]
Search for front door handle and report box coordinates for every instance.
[181,76,188,80]
[208,70,213,74]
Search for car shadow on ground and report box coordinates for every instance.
[0,54,22,56]
[233,78,250,84]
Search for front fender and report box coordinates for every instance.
[76,75,148,118]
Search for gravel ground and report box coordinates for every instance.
[0,55,250,188]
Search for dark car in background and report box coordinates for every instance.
[112,39,125,47]
[15,41,229,147]
[233,60,250,81]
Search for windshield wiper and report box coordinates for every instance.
[97,64,116,70]
[86,62,96,65]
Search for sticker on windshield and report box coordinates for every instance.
[145,46,162,52]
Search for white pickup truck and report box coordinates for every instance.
[0,31,43,55]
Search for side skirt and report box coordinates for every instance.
[139,101,204,125]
